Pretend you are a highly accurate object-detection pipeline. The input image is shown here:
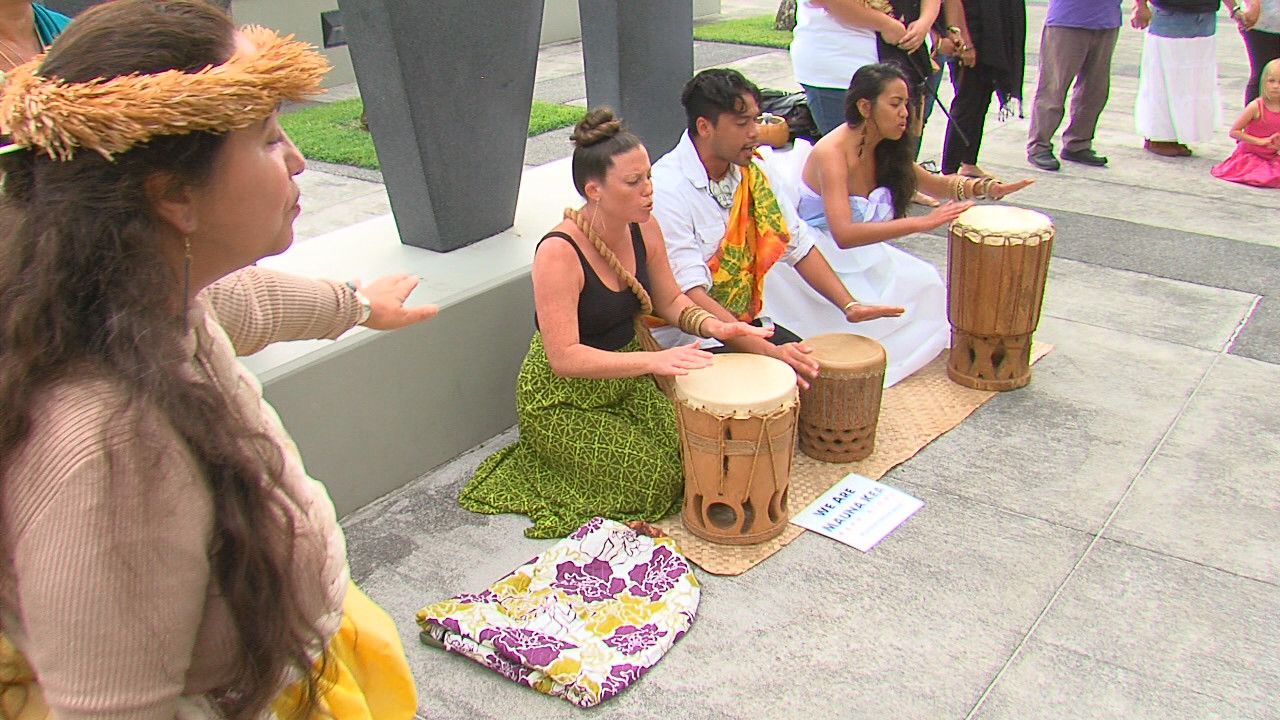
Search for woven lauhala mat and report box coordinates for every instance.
[655,344,1053,575]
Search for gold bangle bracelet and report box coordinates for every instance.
[842,299,860,314]
[678,304,716,338]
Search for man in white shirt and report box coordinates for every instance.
[651,68,902,385]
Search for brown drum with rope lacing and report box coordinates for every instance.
[674,353,798,545]
[946,205,1055,391]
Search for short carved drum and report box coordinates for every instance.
[946,205,1054,391]
[674,353,798,545]
[798,333,886,462]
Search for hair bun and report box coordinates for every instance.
[571,107,624,148]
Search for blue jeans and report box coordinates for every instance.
[800,83,848,136]
[805,73,943,134]
[1148,7,1217,38]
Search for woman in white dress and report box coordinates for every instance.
[763,63,1031,386]
[1131,0,1224,156]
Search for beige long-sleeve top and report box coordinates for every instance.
[0,267,364,719]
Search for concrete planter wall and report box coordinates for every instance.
[543,0,720,44]
[579,0,694,159]
[337,0,544,251]
[45,1,722,89]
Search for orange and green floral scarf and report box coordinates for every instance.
[707,160,790,322]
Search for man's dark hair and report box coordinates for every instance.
[680,68,762,135]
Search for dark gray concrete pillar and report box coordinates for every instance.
[578,0,693,159]
[44,0,229,14]
[336,0,543,251]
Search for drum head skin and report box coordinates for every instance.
[804,333,886,372]
[953,206,1054,246]
[674,353,798,418]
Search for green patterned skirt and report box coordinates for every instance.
[460,333,683,539]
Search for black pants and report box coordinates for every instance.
[707,318,801,353]
[1244,30,1280,106]
[942,63,1000,174]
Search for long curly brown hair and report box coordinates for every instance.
[843,63,918,219]
[0,1,324,717]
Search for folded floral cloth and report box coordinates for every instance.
[416,517,700,707]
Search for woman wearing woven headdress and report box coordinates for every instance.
[0,1,434,717]
[940,0,1027,177]
[0,1,68,78]
[458,108,769,540]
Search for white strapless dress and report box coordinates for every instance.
[760,145,949,387]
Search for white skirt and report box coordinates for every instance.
[761,240,949,389]
[1135,32,1222,144]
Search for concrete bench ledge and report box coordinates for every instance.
[246,157,580,515]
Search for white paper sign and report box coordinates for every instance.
[791,473,923,552]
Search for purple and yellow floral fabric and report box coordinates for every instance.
[415,518,700,707]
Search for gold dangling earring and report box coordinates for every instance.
[858,126,866,158]
[591,198,605,234]
[182,235,192,329]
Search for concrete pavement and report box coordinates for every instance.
[292,2,1278,717]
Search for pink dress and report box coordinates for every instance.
[1212,99,1280,188]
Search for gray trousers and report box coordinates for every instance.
[1027,25,1120,154]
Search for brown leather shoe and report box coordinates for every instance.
[1144,139,1188,157]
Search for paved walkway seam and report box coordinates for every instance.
[964,348,1225,718]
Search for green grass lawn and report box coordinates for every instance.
[693,14,791,49]
[280,98,584,170]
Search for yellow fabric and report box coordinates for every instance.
[707,160,791,322]
[274,583,418,720]
[0,633,47,720]
[0,583,416,719]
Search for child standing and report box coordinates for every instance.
[1212,58,1280,187]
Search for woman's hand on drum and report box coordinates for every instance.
[649,342,714,376]
[772,342,820,390]
[987,178,1034,200]
[843,302,905,323]
[354,273,440,330]
[705,319,773,343]
[916,200,973,232]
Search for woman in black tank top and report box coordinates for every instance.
[459,108,769,539]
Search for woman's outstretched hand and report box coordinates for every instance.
[356,273,439,330]
[988,178,1035,200]
[649,342,714,376]
[706,319,774,343]
[917,200,974,231]
[844,303,905,323]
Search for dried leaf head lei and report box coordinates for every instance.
[0,25,329,161]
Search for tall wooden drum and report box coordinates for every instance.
[946,205,1054,391]
[798,333,886,463]
[675,354,798,545]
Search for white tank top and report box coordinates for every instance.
[1257,0,1280,34]
[790,3,880,89]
